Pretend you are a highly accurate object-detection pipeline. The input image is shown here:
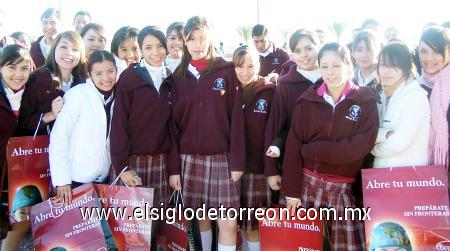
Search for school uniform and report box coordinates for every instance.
[279,59,295,77]
[110,61,172,204]
[49,79,114,187]
[354,68,382,104]
[354,68,379,89]
[353,67,381,185]
[282,81,379,250]
[240,77,274,231]
[418,76,433,98]
[165,57,182,73]
[0,82,17,170]
[169,57,245,209]
[413,47,422,77]
[29,35,49,68]
[18,68,85,136]
[264,64,322,177]
[114,55,128,77]
[259,44,289,77]
[0,80,20,238]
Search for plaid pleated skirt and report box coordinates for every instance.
[240,173,271,231]
[109,154,168,206]
[301,172,366,251]
[181,154,240,210]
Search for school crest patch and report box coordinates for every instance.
[213,78,227,94]
[254,99,268,113]
[346,105,361,121]
[273,57,280,65]
[213,78,225,90]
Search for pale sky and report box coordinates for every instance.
[1,0,449,51]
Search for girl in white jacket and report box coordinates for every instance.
[372,42,430,168]
[49,50,117,204]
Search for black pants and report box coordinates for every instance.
[71,180,105,189]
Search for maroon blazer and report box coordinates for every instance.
[30,36,46,68]
[110,63,173,173]
[0,83,17,179]
[243,78,275,174]
[282,84,379,198]
[18,68,84,136]
[169,57,246,175]
[259,44,290,77]
[264,64,322,176]
[280,60,295,77]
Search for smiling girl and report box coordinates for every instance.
[169,16,245,251]
[418,26,450,167]
[282,42,378,250]
[50,50,117,204]
[233,45,274,251]
[265,29,322,193]
[110,26,140,76]
[352,30,381,92]
[165,22,184,73]
[80,23,107,58]
[19,31,87,136]
[0,44,32,250]
[110,26,172,206]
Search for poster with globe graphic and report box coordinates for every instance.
[7,135,51,223]
[362,165,450,250]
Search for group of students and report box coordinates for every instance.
[0,8,449,251]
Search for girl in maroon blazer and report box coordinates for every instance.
[30,8,62,68]
[280,59,296,76]
[351,30,381,92]
[165,22,184,73]
[110,26,172,206]
[0,44,32,249]
[233,46,274,251]
[110,26,140,76]
[19,31,87,136]
[265,30,322,193]
[283,43,379,250]
[169,16,245,251]
[80,23,107,58]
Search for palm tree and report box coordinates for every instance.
[279,29,290,50]
[329,22,348,43]
[236,25,253,45]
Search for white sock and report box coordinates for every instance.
[247,240,260,251]
[200,229,213,251]
[218,243,236,251]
